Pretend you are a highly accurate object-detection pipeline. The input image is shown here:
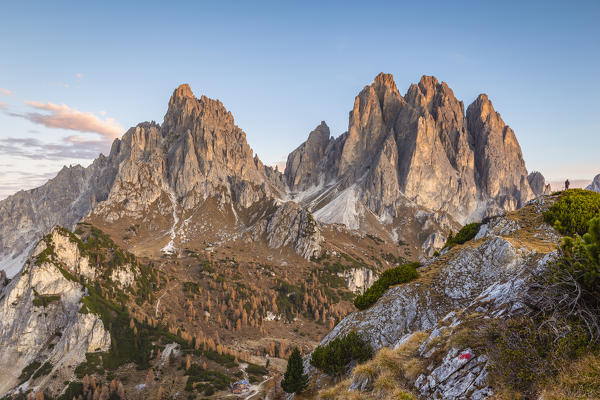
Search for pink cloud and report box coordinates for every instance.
[23,101,123,140]
[0,88,12,95]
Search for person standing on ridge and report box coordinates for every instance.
[565,179,570,190]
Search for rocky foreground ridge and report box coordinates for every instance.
[304,196,560,399]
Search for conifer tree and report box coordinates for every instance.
[281,347,308,394]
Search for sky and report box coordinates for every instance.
[0,1,599,199]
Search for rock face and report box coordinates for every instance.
[285,121,332,191]
[0,228,111,396]
[0,85,313,275]
[0,160,117,277]
[528,171,552,196]
[307,196,560,399]
[96,84,285,219]
[287,73,547,232]
[586,174,600,192]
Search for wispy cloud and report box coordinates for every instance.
[76,73,83,79]
[0,169,61,200]
[0,136,109,161]
[0,136,108,160]
[0,88,12,95]
[0,102,6,109]
[0,101,123,163]
[18,101,123,140]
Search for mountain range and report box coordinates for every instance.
[0,73,550,277]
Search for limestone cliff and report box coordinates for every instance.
[0,228,111,397]
[287,74,548,244]
[0,159,116,277]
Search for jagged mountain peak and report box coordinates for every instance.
[308,121,330,141]
[405,75,461,115]
[172,82,195,98]
[372,72,400,99]
[163,85,235,137]
[467,93,496,120]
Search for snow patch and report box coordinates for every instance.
[313,185,362,230]
[0,242,34,278]
[161,189,179,254]
[291,178,325,203]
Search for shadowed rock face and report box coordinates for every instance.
[528,171,552,196]
[285,121,332,191]
[0,158,117,277]
[287,73,547,225]
[586,174,600,192]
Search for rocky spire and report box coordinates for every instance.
[467,94,532,208]
[528,171,551,197]
[285,121,331,191]
[338,73,405,179]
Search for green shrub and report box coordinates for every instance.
[183,281,201,293]
[194,349,238,368]
[57,382,83,400]
[486,317,590,396]
[31,361,53,379]
[354,263,419,310]
[273,279,304,321]
[246,363,267,376]
[18,361,41,383]
[544,189,600,236]
[184,364,230,392]
[487,216,600,395]
[555,217,600,290]
[32,293,61,307]
[310,332,373,376]
[444,222,481,248]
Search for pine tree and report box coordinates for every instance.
[281,347,308,394]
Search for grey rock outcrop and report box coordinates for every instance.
[0,228,111,396]
[307,197,560,399]
[586,174,600,192]
[0,158,117,277]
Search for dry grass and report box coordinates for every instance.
[538,354,600,400]
[314,332,427,400]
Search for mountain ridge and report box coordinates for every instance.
[0,74,551,275]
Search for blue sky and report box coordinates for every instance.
[1,1,598,198]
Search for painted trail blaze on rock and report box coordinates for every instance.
[459,352,472,360]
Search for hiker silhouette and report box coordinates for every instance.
[565,179,570,190]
